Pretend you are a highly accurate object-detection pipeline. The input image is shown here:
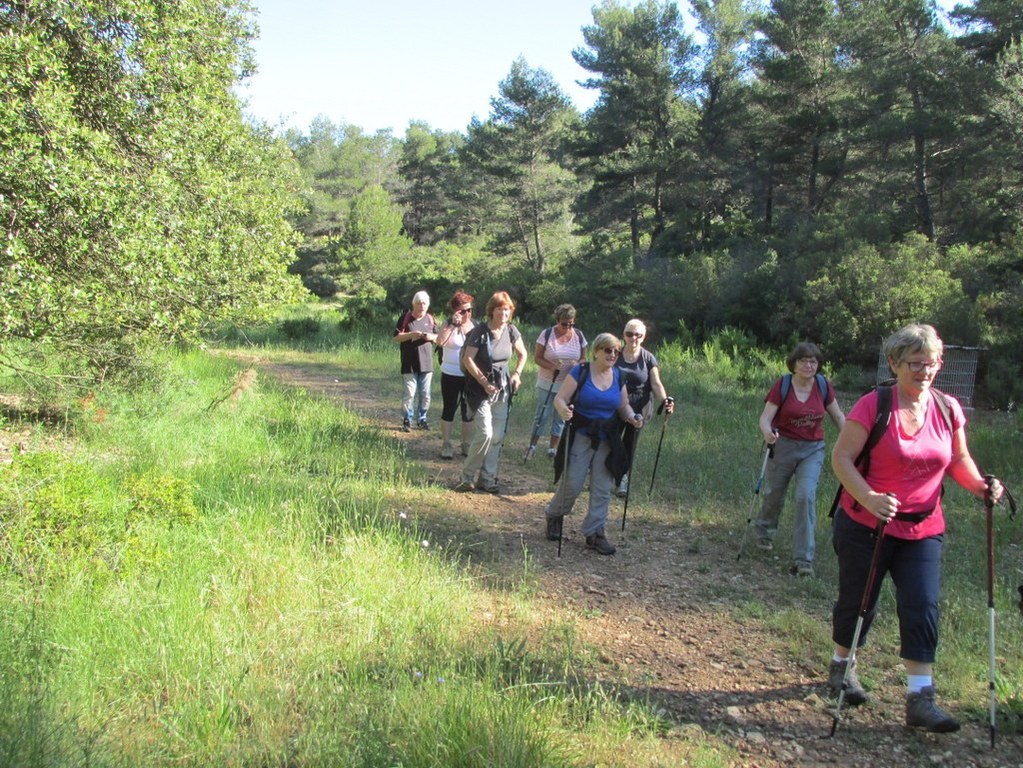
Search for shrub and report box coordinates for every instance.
[280,317,322,339]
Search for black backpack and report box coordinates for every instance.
[828,380,952,518]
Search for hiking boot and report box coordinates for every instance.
[546,516,563,541]
[440,442,454,459]
[828,659,868,706]
[417,419,429,430]
[791,563,815,578]
[454,480,475,493]
[402,418,411,432]
[524,445,536,461]
[905,686,960,733]
[479,482,499,494]
[460,442,470,457]
[756,538,773,551]
[585,530,616,555]
[546,447,557,458]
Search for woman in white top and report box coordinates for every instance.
[435,290,475,459]
[525,304,587,460]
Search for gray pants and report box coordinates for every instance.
[461,395,509,486]
[754,436,826,565]
[545,435,615,537]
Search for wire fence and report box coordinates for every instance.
[875,345,983,409]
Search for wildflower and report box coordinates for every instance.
[421,540,430,548]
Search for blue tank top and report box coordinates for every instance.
[572,364,622,423]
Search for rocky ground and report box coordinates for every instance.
[245,356,1023,768]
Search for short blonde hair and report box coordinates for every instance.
[591,333,621,356]
[884,324,943,368]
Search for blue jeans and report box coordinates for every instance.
[401,372,432,423]
[831,509,943,663]
[530,381,566,440]
[754,437,825,565]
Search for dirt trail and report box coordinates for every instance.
[243,354,1022,768]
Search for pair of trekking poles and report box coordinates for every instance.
[829,477,1016,743]
[737,444,1018,744]
[554,397,674,557]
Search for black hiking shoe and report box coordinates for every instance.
[585,530,616,555]
[546,516,563,541]
[905,687,960,733]
[828,659,868,706]
[417,419,429,430]
[402,418,411,432]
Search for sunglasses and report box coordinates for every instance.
[624,331,643,338]
[601,348,621,356]
[559,321,575,328]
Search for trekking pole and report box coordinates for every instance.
[736,441,775,561]
[621,426,640,533]
[830,516,890,738]
[525,367,560,461]
[984,475,997,749]
[492,380,515,476]
[557,417,572,558]
[647,397,674,495]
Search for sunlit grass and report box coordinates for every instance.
[0,333,744,767]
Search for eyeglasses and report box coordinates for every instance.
[559,321,575,328]
[460,306,472,313]
[624,331,643,338]
[601,348,620,357]
[903,359,942,373]
[797,358,819,367]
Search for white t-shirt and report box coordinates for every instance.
[535,327,586,389]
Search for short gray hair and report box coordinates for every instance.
[884,323,943,366]
[411,290,430,307]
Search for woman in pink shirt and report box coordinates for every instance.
[827,324,1005,733]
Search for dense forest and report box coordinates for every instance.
[285,0,1023,406]
[1,0,1021,404]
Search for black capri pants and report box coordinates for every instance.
[440,372,471,423]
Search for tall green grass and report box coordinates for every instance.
[0,344,730,767]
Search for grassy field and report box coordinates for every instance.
[1,308,1021,766]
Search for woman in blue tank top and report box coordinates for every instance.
[543,333,644,555]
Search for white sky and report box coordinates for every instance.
[236,0,642,135]
[237,0,962,137]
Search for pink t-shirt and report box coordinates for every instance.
[535,327,586,386]
[839,388,966,539]
[766,376,836,441]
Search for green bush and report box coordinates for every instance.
[280,317,322,339]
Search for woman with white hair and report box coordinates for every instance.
[393,290,438,431]
[614,319,674,497]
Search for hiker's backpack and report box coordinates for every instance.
[828,380,953,518]
[460,325,491,376]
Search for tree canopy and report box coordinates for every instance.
[0,0,303,381]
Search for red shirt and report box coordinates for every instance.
[766,376,836,441]
[839,389,966,540]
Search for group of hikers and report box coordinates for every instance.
[394,288,1010,736]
